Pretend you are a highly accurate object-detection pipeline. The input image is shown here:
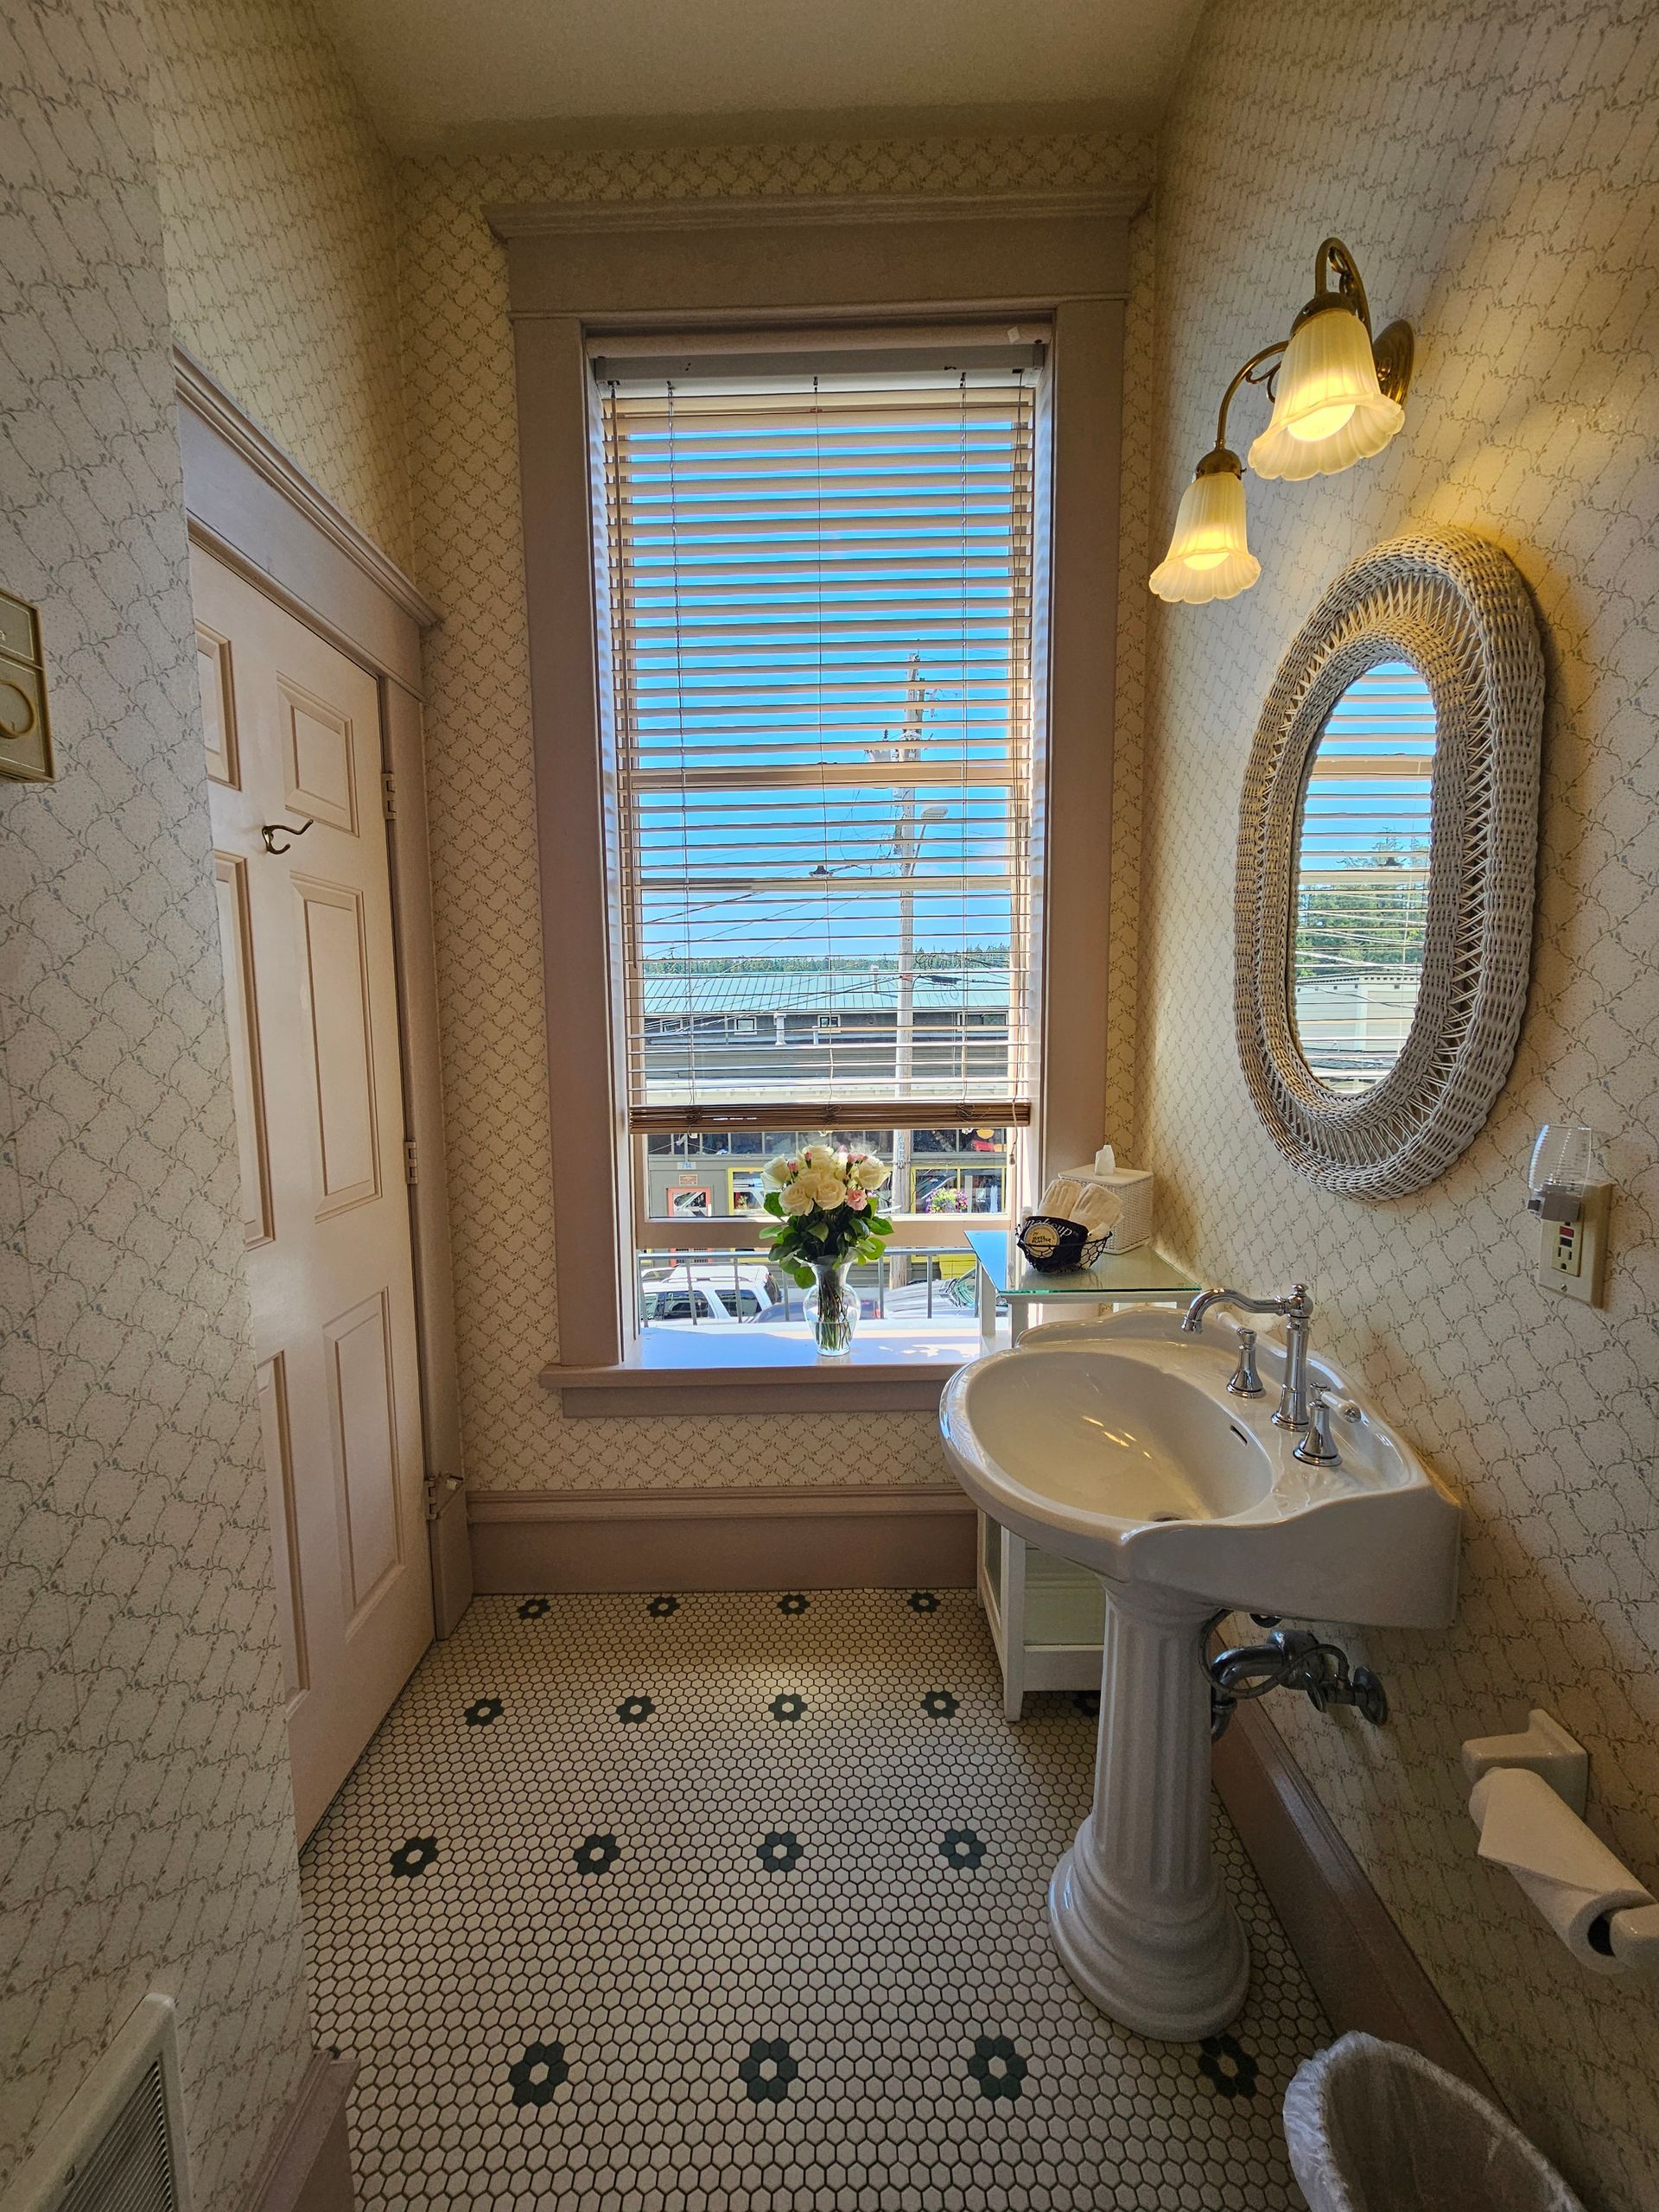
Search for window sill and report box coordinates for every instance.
[541,1320,973,1417]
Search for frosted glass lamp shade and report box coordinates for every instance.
[1248,304,1404,481]
[1149,462,1261,604]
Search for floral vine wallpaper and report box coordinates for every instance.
[10,0,1652,2202]
[147,0,412,568]
[1138,3,1657,2204]
[1,1,312,2196]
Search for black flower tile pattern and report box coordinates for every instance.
[967,2033,1028,2102]
[462,1695,502,1726]
[907,1590,940,1614]
[767,1691,806,1722]
[738,2037,798,2106]
[1198,2032,1262,2100]
[777,1592,810,1615]
[388,1835,437,1878]
[516,1596,550,1621]
[572,1833,620,1876]
[615,1694,654,1724]
[508,2040,569,2107]
[304,1590,1330,2209]
[646,1594,679,1618]
[920,1688,960,1719]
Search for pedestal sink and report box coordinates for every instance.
[939,1306,1459,2039]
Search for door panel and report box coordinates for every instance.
[295,876,380,1212]
[281,677,358,833]
[196,546,431,1840]
[213,853,273,1245]
[325,1289,403,1613]
[197,623,237,787]
[257,1352,308,1707]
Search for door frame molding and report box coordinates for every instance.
[175,347,472,1637]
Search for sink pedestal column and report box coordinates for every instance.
[1048,1579,1248,2039]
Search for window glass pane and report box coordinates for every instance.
[639,1125,1013,1220]
[635,1247,983,1334]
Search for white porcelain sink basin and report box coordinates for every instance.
[943,1309,1459,1629]
[938,1305,1460,2042]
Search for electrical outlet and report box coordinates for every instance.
[1537,1179,1611,1305]
[1547,1217,1583,1277]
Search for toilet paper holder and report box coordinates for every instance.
[1462,1709,1659,1980]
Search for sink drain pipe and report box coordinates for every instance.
[1202,1613,1389,1740]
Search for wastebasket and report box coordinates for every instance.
[1282,2032,1585,2212]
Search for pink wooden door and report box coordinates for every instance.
[195,548,432,1839]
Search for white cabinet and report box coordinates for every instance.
[977,1511,1107,1720]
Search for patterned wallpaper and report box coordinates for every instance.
[401,132,1155,1495]
[146,0,412,569]
[1139,3,1658,2205]
[0,1,311,2198]
[1104,206,1154,1153]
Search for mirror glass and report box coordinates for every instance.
[1291,658,1437,1095]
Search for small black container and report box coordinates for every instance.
[1014,1213,1110,1274]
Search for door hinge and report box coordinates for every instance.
[382,771,397,820]
[404,1138,419,1184]
[424,1471,462,1522]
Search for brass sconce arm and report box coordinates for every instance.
[1306,236,1373,332]
[1300,235,1414,404]
[1211,341,1290,463]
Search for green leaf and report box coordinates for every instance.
[763,1191,783,1217]
[789,1265,813,1288]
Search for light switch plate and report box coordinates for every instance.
[0,586,54,784]
[1537,1179,1611,1305]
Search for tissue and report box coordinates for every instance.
[1470,1765,1654,1974]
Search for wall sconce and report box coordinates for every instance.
[1150,238,1414,606]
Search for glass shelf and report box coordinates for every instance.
[963,1228,1201,1304]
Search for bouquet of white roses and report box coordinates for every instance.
[761,1140,893,1287]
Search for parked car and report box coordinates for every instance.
[639,1263,786,1325]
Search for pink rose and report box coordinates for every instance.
[847,1188,868,1211]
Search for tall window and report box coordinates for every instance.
[593,342,1045,1332]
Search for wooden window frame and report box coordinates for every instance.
[494,189,1134,1413]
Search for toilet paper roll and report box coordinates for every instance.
[1469,1765,1654,1974]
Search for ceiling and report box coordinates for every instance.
[313,0,1206,157]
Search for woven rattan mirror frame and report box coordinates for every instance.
[1236,528,1544,1199]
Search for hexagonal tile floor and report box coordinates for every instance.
[302,1589,1326,2209]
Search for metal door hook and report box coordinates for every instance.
[261,818,314,854]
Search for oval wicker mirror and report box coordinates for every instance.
[1236,528,1544,1199]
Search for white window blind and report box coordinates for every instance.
[594,350,1042,1136]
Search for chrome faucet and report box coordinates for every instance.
[1181,1283,1316,1430]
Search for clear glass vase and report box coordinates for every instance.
[805,1256,859,1357]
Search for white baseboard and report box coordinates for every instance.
[467,1484,976,1592]
[246,2049,356,2212]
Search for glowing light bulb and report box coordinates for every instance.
[1249,304,1402,481]
[1148,457,1260,606]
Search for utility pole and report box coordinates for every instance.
[872,657,944,1290]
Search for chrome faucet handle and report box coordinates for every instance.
[1226,1328,1263,1397]
[1293,1387,1342,1466]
